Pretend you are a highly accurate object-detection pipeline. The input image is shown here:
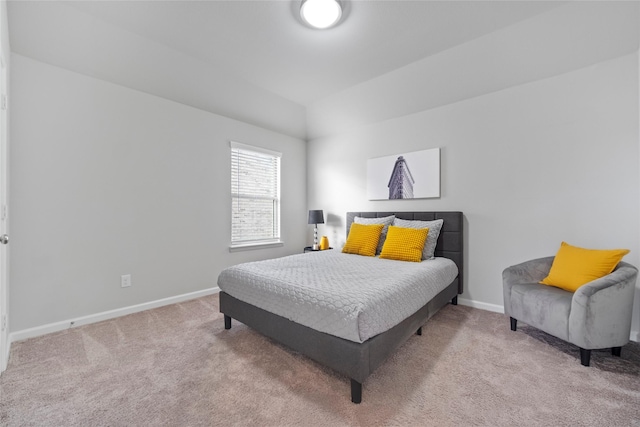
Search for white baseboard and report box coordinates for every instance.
[458,297,504,314]
[9,287,220,344]
[631,330,639,342]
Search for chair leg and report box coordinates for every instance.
[612,347,622,357]
[510,317,517,331]
[580,348,591,366]
[351,379,362,404]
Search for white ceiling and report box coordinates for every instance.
[8,0,563,107]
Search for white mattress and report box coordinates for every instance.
[217,250,458,343]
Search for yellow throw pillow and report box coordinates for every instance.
[342,223,384,257]
[540,241,630,292]
[379,225,429,262]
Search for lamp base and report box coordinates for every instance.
[313,224,319,251]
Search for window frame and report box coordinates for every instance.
[229,141,283,251]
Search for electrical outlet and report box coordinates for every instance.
[121,274,132,288]
[1,314,6,331]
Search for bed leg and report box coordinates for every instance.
[416,327,422,336]
[451,295,458,305]
[224,315,231,330]
[350,379,362,404]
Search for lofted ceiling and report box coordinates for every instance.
[8,1,582,138]
[8,1,563,106]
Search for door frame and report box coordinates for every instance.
[0,52,8,373]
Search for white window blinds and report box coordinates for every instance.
[230,141,281,246]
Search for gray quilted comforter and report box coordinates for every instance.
[217,250,458,343]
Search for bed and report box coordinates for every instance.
[218,211,463,403]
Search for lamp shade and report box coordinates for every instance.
[308,210,324,225]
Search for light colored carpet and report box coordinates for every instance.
[1,294,639,426]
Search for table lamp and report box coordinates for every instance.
[308,210,324,250]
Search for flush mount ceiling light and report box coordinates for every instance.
[300,0,343,29]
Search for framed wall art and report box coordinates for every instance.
[367,148,440,200]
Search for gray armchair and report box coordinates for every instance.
[503,257,638,366]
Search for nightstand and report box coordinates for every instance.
[304,246,333,253]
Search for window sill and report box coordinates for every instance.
[229,241,284,252]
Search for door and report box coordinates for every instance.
[0,53,8,373]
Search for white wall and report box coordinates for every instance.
[9,54,307,332]
[307,52,640,336]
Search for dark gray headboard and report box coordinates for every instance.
[346,211,464,294]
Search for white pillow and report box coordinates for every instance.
[354,215,395,255]
[392,218,444,260]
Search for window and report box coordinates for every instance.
[230,141,282,249]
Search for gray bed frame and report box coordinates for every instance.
[219,211,463,403]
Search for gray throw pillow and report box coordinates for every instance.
[392,218,444,260]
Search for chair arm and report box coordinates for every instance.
[502,256,554,315]
[573,262,638,298]
[569,262,638,349]
[503,256,554,285]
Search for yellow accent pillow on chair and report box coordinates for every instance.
[342,223,384,257]
[379,226,429,262]
[540,241,629,292]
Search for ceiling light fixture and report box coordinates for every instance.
[300,0,343,29]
